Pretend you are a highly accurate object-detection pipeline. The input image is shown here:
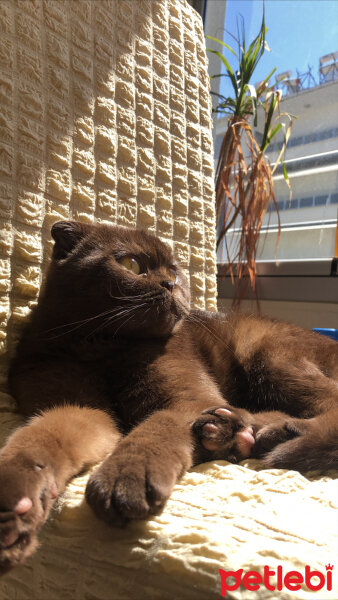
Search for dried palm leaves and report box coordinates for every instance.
[208,13,292,303]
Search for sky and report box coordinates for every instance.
[217,0,338,99]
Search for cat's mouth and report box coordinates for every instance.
[145,293,187,335]
[168,295,186,318]
[141,288,188,317]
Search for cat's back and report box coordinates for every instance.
[184,309,338,379]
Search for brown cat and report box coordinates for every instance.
[0,220,337,574]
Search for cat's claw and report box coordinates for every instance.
[193,406,255,463]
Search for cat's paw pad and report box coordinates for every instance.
[0,456,58,574]
[193,407,255,463]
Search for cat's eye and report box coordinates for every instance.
[168,268,177,282]
[118,256,141,275]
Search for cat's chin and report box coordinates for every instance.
[131,312,181,338]
[140,295,188,337]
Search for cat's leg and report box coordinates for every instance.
[193,405,338,471]
[192,407,293,463]
[85,397,233,524]
[247,359,338,469]
[0,406,120,574]
[262,407,338,471]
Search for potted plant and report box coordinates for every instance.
[208,12,292,303]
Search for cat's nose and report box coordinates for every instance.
[161,280,175,293]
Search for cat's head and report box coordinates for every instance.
[45,220,190,339]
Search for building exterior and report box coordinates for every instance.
[213,70,338,261]
[203,0,337,327]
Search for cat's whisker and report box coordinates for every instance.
[86,303,148,338]
[91,302,148,339]
[106,281,165,304]
[139,306,151,327]
[41,307,123,335]
[108,291,162,303]
[107,294,162,305]
[41,291,165,341]
[112,307,142,338]
[41,305,140,340]
[186,313,235,357]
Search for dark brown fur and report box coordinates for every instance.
[0,220,337,574]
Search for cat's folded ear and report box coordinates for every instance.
[51,221,89,260]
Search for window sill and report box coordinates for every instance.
[217,259,337,303]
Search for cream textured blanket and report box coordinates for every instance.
[0,0,217,383]
[0,390,337,600]
[0,1,337,599]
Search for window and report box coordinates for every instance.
[300,197,313,208]
[314,195,328,206]
[285,199,298,210]
[303,133,317,144]
[207,0,338,263]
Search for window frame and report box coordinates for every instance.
[217,258,338,303]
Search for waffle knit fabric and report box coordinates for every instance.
[0,0,217,385]
[0,2,337,600]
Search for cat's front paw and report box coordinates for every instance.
[0,452,58,574]
[192,406,255,464]
[85,444,179,524]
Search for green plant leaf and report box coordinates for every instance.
[205,35,237,57]
[210,91,229,101]
[268,122,282,140]
[261,93,278,150]
[207,48,238,97]
[262,67,277,86]
[271,115,293,175]
[255,68,278,99]
[210,73,234,80]
[263,122,282,149]
[282,160,289,182]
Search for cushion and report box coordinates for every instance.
[0,1,336,598]
[0,390,337,599]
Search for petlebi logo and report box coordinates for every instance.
[219,564,334,596]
